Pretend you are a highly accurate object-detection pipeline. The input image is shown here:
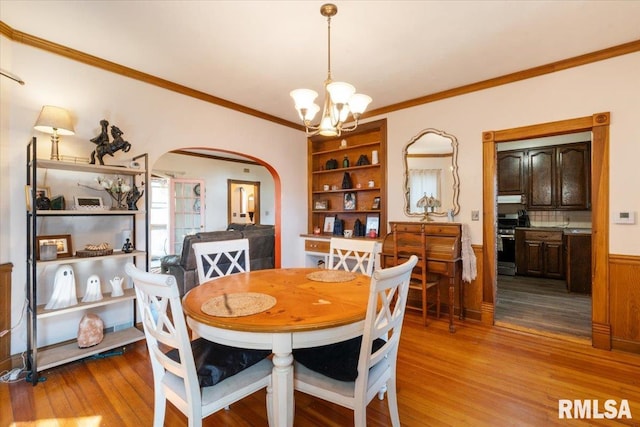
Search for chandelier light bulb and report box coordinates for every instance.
[303,103,321,121]
[348,94,372,115]
[326,81,355,105]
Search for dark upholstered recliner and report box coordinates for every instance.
[161,223,275,296]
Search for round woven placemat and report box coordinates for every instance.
[306,269,357,283]
[201,292,276,317]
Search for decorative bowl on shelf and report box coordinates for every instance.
[76,243,113,258]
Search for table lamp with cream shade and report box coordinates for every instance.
[33,105,75,160]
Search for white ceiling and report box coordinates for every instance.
[2,1,639,127]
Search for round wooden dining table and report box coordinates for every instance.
[182,267,371,427]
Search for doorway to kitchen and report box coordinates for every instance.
[482,112,611,350]
[494,133,593,342]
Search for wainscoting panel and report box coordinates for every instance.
[610,254,640,353]
[0,263,12,372]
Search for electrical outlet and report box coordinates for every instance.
[471,210,480,221]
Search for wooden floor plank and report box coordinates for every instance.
[2,315,639,426]
[496,274,592,340]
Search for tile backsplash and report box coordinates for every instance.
[528,210,592,228]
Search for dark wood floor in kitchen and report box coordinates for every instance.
[495,275,592,342]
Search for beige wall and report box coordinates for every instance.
[381,52,640,255]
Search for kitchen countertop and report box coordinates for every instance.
[515,226,592,235]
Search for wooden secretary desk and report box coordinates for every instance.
[381,221,463,332]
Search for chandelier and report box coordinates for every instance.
[290,3,372,137]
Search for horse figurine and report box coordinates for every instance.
[90,123,132,165]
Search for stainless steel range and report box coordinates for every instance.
[497,213,518,275]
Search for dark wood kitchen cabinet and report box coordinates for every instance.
[516,229,564,279]
[565,233,592,294]
[527,142,590,210]
[497,150,526,196]
[527,147,555,209]
[556,143,590,210]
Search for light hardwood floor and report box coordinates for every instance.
[495,274,592,342]
[2,314,639,426]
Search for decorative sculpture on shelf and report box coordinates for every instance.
[77,313,104,348]
[35,190,51,210]
[89,120,132,165]
[341,172,352,189]
[82,274,103,302]
[126,183,144,210]
[45,265,78,310]
[110,276,125,297]
[122,238,133,253]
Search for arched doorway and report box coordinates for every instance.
[150,148,281,269]
[482,113,611,350]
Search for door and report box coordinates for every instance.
[170,179,205,255]
[149,177,170,266]
[227,180,260,225]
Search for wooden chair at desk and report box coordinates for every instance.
[381,223,441,326]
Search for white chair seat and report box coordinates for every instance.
[294,358,389,402]
[163,358,272,411]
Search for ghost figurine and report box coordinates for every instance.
[82,274,103,303]
[110,276,125,297]
[45,265,78,310]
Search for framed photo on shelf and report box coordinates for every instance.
[74,196,104,210]
[35,234,73,260]
[314,199,329,210]
[343,192,356,210]
[365,214,380,236]
[323,216,336,233]
[371,196,381,210]
[24,185,51,211]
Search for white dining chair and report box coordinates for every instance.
[193,238,250,284]
[124,263,272,427]
[293,255,418,427]
[327,237,379,276]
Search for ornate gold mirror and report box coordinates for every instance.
[403,128,460,220]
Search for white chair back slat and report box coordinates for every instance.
[328,238,379,276]
[193,239,250,284]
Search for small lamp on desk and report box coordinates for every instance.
[33,105,75,161]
